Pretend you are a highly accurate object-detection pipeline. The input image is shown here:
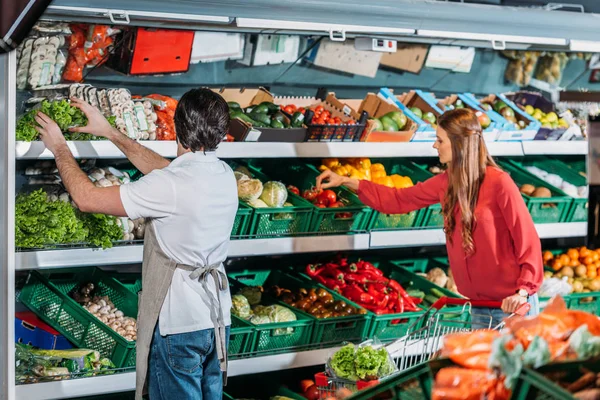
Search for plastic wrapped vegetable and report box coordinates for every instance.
[259,181,288,208]
[237,179,263,203]
[231,294,251,319]
[329,344,358,381]
[238,287,262,306]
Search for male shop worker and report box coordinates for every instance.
[34,88,238,400]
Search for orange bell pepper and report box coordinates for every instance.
[323,158,340,169]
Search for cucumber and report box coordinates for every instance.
[424,295,439,305]
[272,111,287,123]
[290,111,305,128]
[270,120,285,129]
[249,111,271,125]
[406,289,425,299]
[251,104,270,114]
[258,101,280,114]
[245,106,255,114]
[227,101,241,111]
[231,111,264,127]
[430,288,445,298]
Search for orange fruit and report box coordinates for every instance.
[569,259,580,268]
[551,259,563,271]
[583,256,595,266]
[588,266,598,279]
[559,254,570,265]
[542,251,554,264]
[567,249,579,261]
[580,248,591,258]
[592,252,599,262]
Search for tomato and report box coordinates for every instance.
[287,185,300,195]
[327,118,336,125]
[302,188,319,202]
[298,107,305,114]
[335,212,352,219]
[303,385,319,400]
[315,105,324,114]
[299,380,315,393]
[317,190,337,207]
[315,203,327,208]
[284,105,295,114]
[334,117,342,124]
[329,201,344,208]
[321,110,331,119]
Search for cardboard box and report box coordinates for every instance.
[480,93,540,141]
[441,93,505,143]
[378,89,446,141]
[214,87,307,142]
[16,312,72,350]
[239,35,301,66]
[303,93,368,142]
[380,44,429,74]
[356,93,417,142]
[305,39,382,78]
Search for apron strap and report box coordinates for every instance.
[179,262,229,384]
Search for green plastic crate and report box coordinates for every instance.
[109,272,142,295]
[366,160,432,232]
[297,260,426,342]
[346,362,434,400]
[232,162,314,238]
[228,316,256,359]
[420,203,444,228]
[19,268,137,368]
[499,161,572,224]
[250,160,372,234]
[509,156,587,223]
[227,272,314,356]
[229,269,371,348]
[388,259,429,274]
[231,202,253,238]
[512,359,600,400]
[539,291,600,315]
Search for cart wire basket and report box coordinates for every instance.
[315,297,530,398]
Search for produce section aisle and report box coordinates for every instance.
[3,1,598,399]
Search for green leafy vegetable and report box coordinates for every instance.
[16,189,121,249]
[330,344,358,381]
[16,100,114,142]
[355,346,386,380]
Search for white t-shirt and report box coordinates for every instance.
[120,151,238,335]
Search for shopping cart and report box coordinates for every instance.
[315,297,530,398]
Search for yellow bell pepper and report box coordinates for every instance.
[318,165,329,172]
[323,158,341,169]
[371,170,386,180]
[371,163,386,173]
[391,175,414,189]
[334,166,349,176]
[363,169,372,181]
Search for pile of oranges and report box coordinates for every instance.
[544,247,600,279]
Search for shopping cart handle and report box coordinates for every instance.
[432,297,531,316]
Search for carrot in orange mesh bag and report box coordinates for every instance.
[441,330,500,369]
[432,367,500,400]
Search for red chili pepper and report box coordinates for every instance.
[345,273,370,284]
[320,267,344,282]
[342,284,374,304]
[376,294,390,309]
[362,262,384,276]
[335,255,349,268]
[386,279,419,310]
[321,276,344,290]
[366,283,385,301]
[305,264,324,277]
[362,303,388,315]
[347,263,358,273]
[397,296,404,313]
[361,269,385,281]
[314,275,326,285]
[412,297,423,305]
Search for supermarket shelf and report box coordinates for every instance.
[521,140,587,156]
[16,235,370,269]
[16,140,531,159]
[16,224,585,269]
[15,372,136,400]
[370,222,587,248]
[14,347,340,400]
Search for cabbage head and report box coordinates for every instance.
[231,294,251,319]
[238,179,263,203]
[259,181,287,208]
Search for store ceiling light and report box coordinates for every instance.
[417,29,567,47]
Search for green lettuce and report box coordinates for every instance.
[330,344,357,381]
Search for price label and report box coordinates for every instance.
[39,62,52,86]
[134,105,149,131]
[123,112,137,139]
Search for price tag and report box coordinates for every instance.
[123,112,137,139]
[134,105,149,131]
[245,128,262,142]
[39,62,51,86]
[342,105,352,116]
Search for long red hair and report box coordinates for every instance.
[438,108,498,255]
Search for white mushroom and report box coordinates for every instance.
[99,315,109,323]
[115,310,124,319]
[107,313,116,320]
[88,304,101,314]
[97,178,113,188]
[99,306,110,315]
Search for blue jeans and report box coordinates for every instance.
[148,325,230,400]
[471,294,540,329]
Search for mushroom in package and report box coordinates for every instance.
[28,36,66,89]
[16,39,34,90]
[108,89,143,140]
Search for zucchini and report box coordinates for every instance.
[272,111,287,123]
[245,106,255,114]
[424,295,439,305]
[406,289,426,299]
[231,111,264,127]
[430,288,446,298]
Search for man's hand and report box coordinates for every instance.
[68,97,117,139]
[501,293,528,314]
[35,112,67,154]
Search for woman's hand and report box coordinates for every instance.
[35,112,67,154]
[316,170,359,192]
[501,293,527,314]
[68,97,117,139]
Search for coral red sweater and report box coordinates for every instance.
[358,166,543,301]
